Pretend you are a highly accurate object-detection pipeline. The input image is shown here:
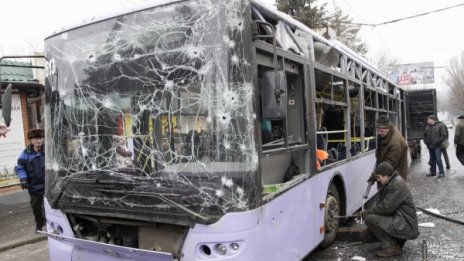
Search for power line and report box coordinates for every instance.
[347,2,464,27]
[341,0,364,22]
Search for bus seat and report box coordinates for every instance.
[337,143,346,160]
[350,143,360,156]
[316,127,328,150]
[327,147,338,164]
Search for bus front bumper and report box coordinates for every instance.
[40,231,175,261]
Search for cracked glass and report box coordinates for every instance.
[44,0,257,224]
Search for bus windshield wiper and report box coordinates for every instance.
[50,176,133,209]
[96,189,212,224]
[50,173,212,224]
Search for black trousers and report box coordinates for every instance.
[30,194,45,228]
[456,145,464,166]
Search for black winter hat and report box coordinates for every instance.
[375,162,395,176]
[376,115,392,129]
[458,115,464,120]
[427,115,438,121]
[28,129,44,139]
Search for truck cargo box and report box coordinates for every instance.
[404,89,437,159]
[405,89,437,140]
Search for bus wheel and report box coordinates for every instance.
[320,183,340,248]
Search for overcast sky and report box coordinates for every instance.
[2,0,463,89]
[0,0,142,55]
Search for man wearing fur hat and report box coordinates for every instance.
[375,115,409,180]
[360,162,419,257]
[423,115,447,177]
[16,128,46,232]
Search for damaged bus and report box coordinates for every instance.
[42,0,406,260]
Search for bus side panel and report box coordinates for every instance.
[181,155,377,260]
[340,153,377,215]
[181,173,331,260]
[47,238,73,261]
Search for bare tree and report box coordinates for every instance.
[368,50,399,76]
[445,52,464,114]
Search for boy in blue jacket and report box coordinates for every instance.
[17,129,45,232]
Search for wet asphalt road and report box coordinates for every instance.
[307,128,464,260]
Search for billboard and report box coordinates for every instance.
[387,62,434,86]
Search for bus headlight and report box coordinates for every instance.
[198,241,243,258]
[215,244,227,255]
[230,242,239,251]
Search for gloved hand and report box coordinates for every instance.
[359,210,368,218]
[20,179,28,190]
[367,172,377,183]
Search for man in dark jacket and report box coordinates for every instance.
[16,129,46,232]
[360,162,419,257]
[455,115,464,166]
[375,115,409,180]
[437,120,451,170]
[423,115,447,177]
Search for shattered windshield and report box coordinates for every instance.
[44,0,257,224]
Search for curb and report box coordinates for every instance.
[0,234,47,253]
[0,183,22,195]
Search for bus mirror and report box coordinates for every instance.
[1,84,13,127]
[262,70,287,120]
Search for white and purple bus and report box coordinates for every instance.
[41,0,406,260]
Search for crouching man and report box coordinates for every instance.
[360,162,419,257]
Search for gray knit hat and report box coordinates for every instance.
[376,115,392,129]
[375,162,395,176]
[427,115,438,121]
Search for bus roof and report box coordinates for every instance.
[251,0,381,75]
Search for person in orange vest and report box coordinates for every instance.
[316,149,329,170]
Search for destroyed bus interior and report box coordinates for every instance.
[251,2,402,196]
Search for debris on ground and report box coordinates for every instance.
[419,222,436,228]
[425,208,441,215]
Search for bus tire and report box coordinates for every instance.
[320,183,340,248]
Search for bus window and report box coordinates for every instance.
[364,87,377,108]
[348,81,363,156]
[259,65,306,150]
[257,59,306,184]
[365,110,377,151]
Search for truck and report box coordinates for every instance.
[404,89,437,159]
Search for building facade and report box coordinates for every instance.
[0,57,44,183]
